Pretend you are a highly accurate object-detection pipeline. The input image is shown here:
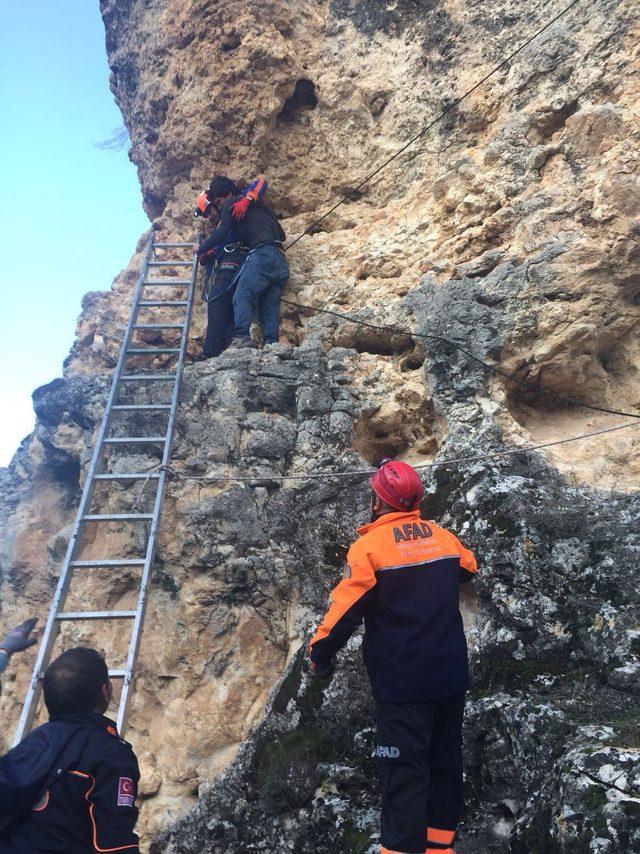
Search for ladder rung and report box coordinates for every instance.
[133,323,185,330]
[104,437,167,445]
[153,242,196,249]
[126,348,181,355]
[153,243,195,249]
[143,280,191,286]
[83,513,153,521]
[112,404,171,411]
[94,472,161,480]
[120,374,176,382]
[56,610,137,621]
[148,260,193,267]
[138,301,188,307]
[71,559,146,568]
[108,669,127,678]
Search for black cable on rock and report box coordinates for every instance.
[278,0,640,419]
[282,297,640,420]
[285,0,583,249]
[158,421,640,483]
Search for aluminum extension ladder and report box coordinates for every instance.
[14,234,198,745]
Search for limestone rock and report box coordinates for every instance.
[1,0,639,851]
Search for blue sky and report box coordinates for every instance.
[0,1,148,465]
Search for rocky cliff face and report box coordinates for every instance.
[1,0,639,850]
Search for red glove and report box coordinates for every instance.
[231,197,251,221]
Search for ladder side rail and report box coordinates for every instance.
[117,242,198,733]
[13,233,155,746]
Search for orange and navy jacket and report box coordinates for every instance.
[0,712,139,852]
[310,510,477,702]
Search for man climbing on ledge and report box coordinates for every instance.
[194,178,268,358]
[0,647,140,853]
[309,459,477,854]
[198,175,289,349]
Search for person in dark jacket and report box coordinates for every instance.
[0,647,140,853]
[194,179,267,358]
[0,619,38,690]
[309,459,478,854]
[198,176,289,349]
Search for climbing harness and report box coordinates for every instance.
[203,241,284,305]
[202,243,250,302]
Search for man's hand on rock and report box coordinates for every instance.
[309,659,335,680]
[0,617,38,658]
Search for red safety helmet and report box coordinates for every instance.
[370,458,423,511]
[194,190,213,217]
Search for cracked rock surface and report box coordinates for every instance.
[1,0,639,850]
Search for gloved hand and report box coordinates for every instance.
[0,618,38,657]
[231,197,251,221]
[309,659,335,680]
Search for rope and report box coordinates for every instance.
[282,298,640,420]
[285,0,583,249]
[158,420,640,484]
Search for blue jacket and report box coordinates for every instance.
[0,712,139,852]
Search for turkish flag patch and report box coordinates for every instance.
[118,777,135,807]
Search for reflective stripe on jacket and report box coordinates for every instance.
[309,510,477,702]
[1,712,139,853]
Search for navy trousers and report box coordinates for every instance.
[232,244,289,343]
[202,257,238,358]
[204,290,234,358]
[376,693,466,852]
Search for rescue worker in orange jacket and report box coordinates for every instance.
[309,459,477,854]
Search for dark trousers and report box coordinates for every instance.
[232,245,289,343]
[203,290,234,357]
[376,693,465,853]
[202,258,236,358]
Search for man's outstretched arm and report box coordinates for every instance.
[0,618,38,676]
[454,535,477,583]
[232,177,268,221]
[309,542,377,674]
